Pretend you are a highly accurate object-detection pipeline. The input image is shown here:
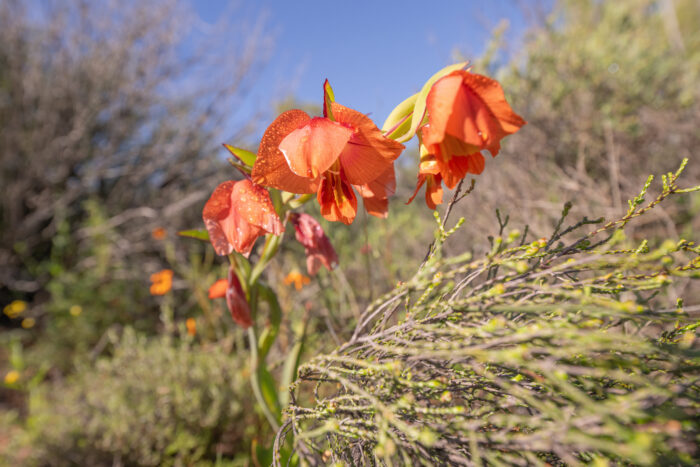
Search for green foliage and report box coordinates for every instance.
[278,162,700,465]
[9,329,257,466]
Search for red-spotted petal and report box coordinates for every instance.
[231,179,283,235]
[279,117,353,179]
[252,110,319,193]
[203,181,236,256]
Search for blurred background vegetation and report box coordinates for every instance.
[0,0,698,465]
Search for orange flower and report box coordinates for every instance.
[407,152,444,210]
[208,267,252,328]
[208,278,228,299]
[283,270,311,291]
[252,82,404,224]
[412,70,525,207]
[186,318,196,336]
[150,269,173,295]
[289,213,338,276]
[202,179,283,256]
[151,227,167,240]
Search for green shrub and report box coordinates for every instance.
[278,162,700,465]
[11,329,259,466]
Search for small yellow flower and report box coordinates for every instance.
[283,271,310,291]
[3,300,27,319]
[4,370,19,385]
[69,305,83,316]
[186,318,196,336]
[21,318,36,329]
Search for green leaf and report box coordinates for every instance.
[323,79,335,120]
[396,61,469,143]
[177,229,210,241]
[382,92,418,136]
[257,284,282,360]
[259,365,282,420]
[222,143,256,166]
[279,323,305,408]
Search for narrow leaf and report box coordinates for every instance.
[382,92,418,133]
[177,229,210,241]
[223,143,256,166]
[323,78,335,120]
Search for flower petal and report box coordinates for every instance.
[226,267,253,328]
[290,213,338,275]
[231,179,283,235]
[208,278,228,299]
[203,181,236,256]
[355,166,396,218]
[437,152,485,189]
[333,102,404,186]
[425,174,444,210]
[279,117,353,179]
[252,110,319,193]
[428,71,526,157]
[317,171,357,224]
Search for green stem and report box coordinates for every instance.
[247,326,280,432]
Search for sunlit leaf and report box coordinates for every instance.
[223,143,256,166]
[323,78,335,120]
[177,229,210,241]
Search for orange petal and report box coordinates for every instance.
[427,71,526,157]
[332,102,404,185]
[437,152,485,189]
[407,174,427,206]
[279,117,353,179]
[252,110,319,193]
[231,179,283,235]
[317,171,357,225]
[203,181,236,256]
[425,175,444,209]
[355,166,396,218]
[203,180,282,257]
[208,278,228,299]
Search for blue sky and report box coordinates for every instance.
[192,0,531,137]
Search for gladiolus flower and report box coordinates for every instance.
[150,269,173,295]
[283,270,311,290]
[252,83,404,224]
[208,278,228,299]
[412,70,525,207]
[203,179,283,256]
[208,267,253,328]
[289,213,338,276]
